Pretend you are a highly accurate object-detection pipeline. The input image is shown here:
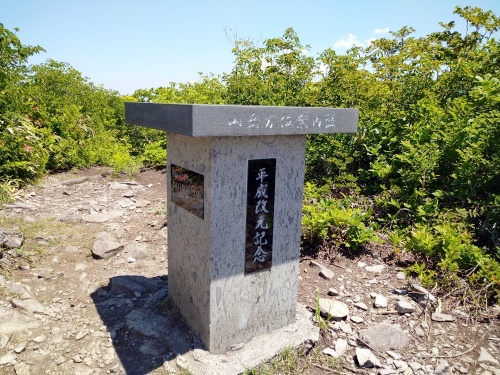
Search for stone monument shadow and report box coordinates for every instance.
[90,274,197,375]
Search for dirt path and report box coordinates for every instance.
[0,167,499,375]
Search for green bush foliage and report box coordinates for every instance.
[1,7,499,304]
[141,139,167,169]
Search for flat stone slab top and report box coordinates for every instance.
[125,103,358,137]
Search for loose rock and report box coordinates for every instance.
[478,347,500,366]
[92,232,124,259]
[365,264,385,273]
[395,300,415,314]
[356,347,381,368]
[431,312,455,322]
[359,322,409,352]
[318,298,349,319]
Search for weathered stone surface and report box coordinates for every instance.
[431,312,455,322]
[319,267,334,280]
[13,363,31,375]
[356,347,381,368]
[323,347,338,357]
[478,347,500,366]
[359,323,409,352]
[123,241,150,260]
[365,264,385,273]
[374,294,388,308]
[11,298,46,315]
[5,281,32,299]
[92,232,124,259]
[0,306,41,335]
[0,353,16,365]
[335,338,348,357]
[395,300,416,314]
[0,334,8,348]
[410,283,436,306]
[123,190,135,198]
[60,177,89,186]
[354,301,369,311]
[318,298,349,319]
[328,288,339,296]
[434,359,452,375]
[1,234,24,249]
[350,315,364,324]
[83,211,124,223]
[57,211,82,223]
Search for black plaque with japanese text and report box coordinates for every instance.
[245,159,276,274]
[171,164,204,219]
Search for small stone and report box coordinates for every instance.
[33,335,47,343]
[127,257,136,263]
[319,268,334,280]
[13,363,31,375]
[335,338,348,357]
[0,334,8,348]
[396,271,406,280]
[55,355,66,365]
[356,347,382,368]
[323,347,338,357]
[394,359,408,370]
[337,320,352,334]
[75,329,90,340]
[359,323,409,352]
[14,343,26,353]
[409,362,422,371]
[378,369,397,375]
[374,294,388,308]
[354,301,369,311]
[0,353,16,365]
[434,359,451,375]
[318,298,349,319]
[365,264,385,273]
[328,288,340,296]
[395,300,415,314]
[350,315,364,324]
[357,261,367,268]
[2,235,24,249]
[414,327,425,337]
[72,354,83,363]
[409,283,436,305]
[10,298,46,314]
[431,312,455,322]
[176,355,188,370]
[123,190,135,198]
[478,347,500,366]
[386,350,401,360]
[91,232,124,259]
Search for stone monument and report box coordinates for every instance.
[125,103,358,354]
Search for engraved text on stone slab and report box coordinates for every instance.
[171,164,204,219]
[245,159,276,274]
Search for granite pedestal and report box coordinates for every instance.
[125,103,358,354]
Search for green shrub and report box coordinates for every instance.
[0,115,49,182]
[141,139,167,168]
[302,183,379,250]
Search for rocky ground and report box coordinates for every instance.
[0,167,499,375]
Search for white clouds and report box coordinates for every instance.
[333,27,390,51]
[373,27,390,35]
[333,34,365,50]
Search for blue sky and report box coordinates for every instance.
[2,0,499,95]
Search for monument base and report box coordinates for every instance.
[162,303,319,375]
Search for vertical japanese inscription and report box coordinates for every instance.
[171,164,204,219]
[245,159,276,274]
